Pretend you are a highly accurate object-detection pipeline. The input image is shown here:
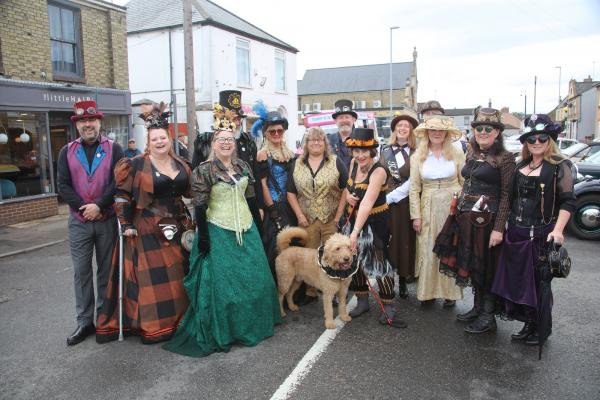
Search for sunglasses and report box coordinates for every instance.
[475,126,494,133]
[214,137,235,144]
[522,123,547,134]
[268,128,284,135]
[525,134,549,144]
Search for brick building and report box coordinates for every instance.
[0,0,130,225]
[298,48,418,137]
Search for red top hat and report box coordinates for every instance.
[70,100,104,122]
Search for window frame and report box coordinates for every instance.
[48,1,84,82]
[274,49,286,93]
[236,38,251,88]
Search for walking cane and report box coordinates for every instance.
[117,218,124,342]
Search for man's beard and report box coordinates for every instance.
[79,128,100,143]
[338,124,352,136]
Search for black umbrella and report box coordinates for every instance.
[536,253,554,360]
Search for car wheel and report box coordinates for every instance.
[568,194,600,240]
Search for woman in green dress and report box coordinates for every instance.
[163,105,281,357]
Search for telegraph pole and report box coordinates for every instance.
[533,76,537,114]
[183,0,196,158]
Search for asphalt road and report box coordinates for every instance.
[1,236,599,400]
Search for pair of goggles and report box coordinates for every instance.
[475,126,494,133]
[75,107,97,116]
[525,133,549,144]
[522,123,547,134]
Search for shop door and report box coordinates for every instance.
[49,112,75,194]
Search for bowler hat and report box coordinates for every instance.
[471,107,504,132]
[262,111,289,132]
[345,128,378,149]
[390,107,419,131]
[70,100,103,122]
[332,99,358,119]
[219,90,245,118]
[518,114,562,143]
[420,100,445,115]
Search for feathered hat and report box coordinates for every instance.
[139,102,171,130]
[250,100,289,138]
[212,103,237,132]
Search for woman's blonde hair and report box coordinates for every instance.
[414,130,457,163]
[521,139,565,165]
[208,130,238,161]
[261,128,295,162]
[300,127,331,162]
[387,120,416,149]
[145,127,175,157]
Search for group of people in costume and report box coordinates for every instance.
[59,90,574,358]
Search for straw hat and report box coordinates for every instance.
[414,115,462,140]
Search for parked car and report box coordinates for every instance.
[576,151,600,180]
[504,134,522,157]
[557,137,579,151]
[568,177,600,240]
[563,142,588,158]
[568,142,600,163]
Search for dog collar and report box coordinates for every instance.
[317,245,358,280]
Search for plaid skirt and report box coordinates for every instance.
[96,209,189,344]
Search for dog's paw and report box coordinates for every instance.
[280,310,287,317]
[325,320,337,329]
[340,314,352,322]
[288,303,299,311]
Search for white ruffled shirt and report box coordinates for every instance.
[386,146,411,204]
[421,151,456,180]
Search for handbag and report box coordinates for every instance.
[547,240,571,278]
[180,206,195,252]
[468,211,493,228]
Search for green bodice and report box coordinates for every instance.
[207,176,252,244]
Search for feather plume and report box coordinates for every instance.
[251,100,268,138]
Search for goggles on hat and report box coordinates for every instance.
[75,107,97,116]
[475,126,494,133]
[525,133,549,144]
[522,123,547,134]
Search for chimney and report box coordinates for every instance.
[584,75,593,82]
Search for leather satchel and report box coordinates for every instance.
[547,240,571,278]
[468,211,493,228]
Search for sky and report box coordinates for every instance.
[116,0,600,115]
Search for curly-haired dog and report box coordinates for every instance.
[275,227,355,329]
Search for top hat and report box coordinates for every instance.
[219,90,245,118]
[262,111,289,132]
[332,99,358,119]
[420,100,445,115]
[70,100,103,123]
[518,114,562,143]
[390,107,419,131]
[345,128,378,149]
[471,107,504,132]
[414,115,462,140]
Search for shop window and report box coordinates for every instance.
[48,3,83,80]
[275,50,286,92]
[0,112,52,200]
[102,114,130,149]
[236,39,251,87]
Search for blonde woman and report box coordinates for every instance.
[380,108,419,299]
[287,127,348,303]
[492,114,575,346]
[409,115,465,306]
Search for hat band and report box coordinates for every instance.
[346,138,377,147]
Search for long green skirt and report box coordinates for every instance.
[163,223,281,357]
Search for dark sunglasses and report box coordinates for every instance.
[525,133,549,144]
[475,126,494,133]
[268,128,284,135]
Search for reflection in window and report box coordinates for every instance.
[275,50,286,92]
[0,112,51,200]
[236,39,251,87]
[48,3,81,77]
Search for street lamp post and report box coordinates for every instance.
[555,66,562,103]
[389,26,399,118]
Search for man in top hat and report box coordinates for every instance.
[420,100,445,120]
[328,99,357,169]
[57,100,124,345]
[192,90,262,227]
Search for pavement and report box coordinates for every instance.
[0,204,69,258]
[0,216,599,400]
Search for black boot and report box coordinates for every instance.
[457,290,481,322]
[464,296,496,334]
[349,295,370,318]
[511,322,536,341]
[378,304,407,328]
[525,330,539,345]
[398,277,408,299]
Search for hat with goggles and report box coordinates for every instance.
[471,106,504,132]
[518,113,562,144]
[71,100,103,122]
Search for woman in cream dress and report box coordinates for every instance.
[409,116,465,306]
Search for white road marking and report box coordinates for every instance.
[269,295,357,400]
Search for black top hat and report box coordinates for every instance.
[332,99,358,119]
[420,100,445,115]
[262,111,289,132]
[345,128,378,149]
[471,107,504,132]
[518,114,562,143]
[219,90,245,118]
